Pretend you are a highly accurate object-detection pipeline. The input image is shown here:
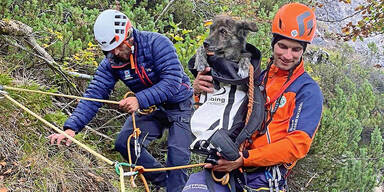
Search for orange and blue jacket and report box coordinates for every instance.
[243,60,323,168]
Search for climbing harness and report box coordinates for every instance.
[0,86,206,192]
[265,166,282,192]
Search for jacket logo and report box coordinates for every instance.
[279,96,286,108]
[296,11,314,37]
[124,70,132,80]
[208,97,226,104]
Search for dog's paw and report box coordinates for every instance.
[237,68,249,78]
[237,57,251,78]
[194,46,209,71]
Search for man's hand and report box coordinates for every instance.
[48,129,76,146]
[204,152,244,172]
[119,96,139,113]
[193,67,214,94]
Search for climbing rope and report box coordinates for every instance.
[0,86,207,192]
[211,170,230,185]
[1,85,120,104]
[246,64,255,125]
[0,92,116,165]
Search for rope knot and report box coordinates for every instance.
[134,166,145,174]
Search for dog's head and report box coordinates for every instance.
[204,15,258,61]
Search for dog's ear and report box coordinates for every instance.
[242,21,258,32]
[236,20,258,39]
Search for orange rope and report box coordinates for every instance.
[245,64,255,124]
[240,65,255,152]
[134,163,207,173]
[211,171,230,185]
[132,163,207,192]
[139,174,150,192]
[127,113,141,188]
[125,101,206,191]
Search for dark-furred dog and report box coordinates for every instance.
[194,15,258,78]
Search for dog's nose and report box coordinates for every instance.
[203,41,210,48]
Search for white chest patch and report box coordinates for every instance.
[279,95,287,108]
[124,70,132,80]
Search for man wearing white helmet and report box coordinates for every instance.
[48,9,193,192]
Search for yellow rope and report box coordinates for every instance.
[1,88,205,192]
[124,108,206,192]
[127,113,140,188]
[134,163,207,173]
[211,171,230,185]
[139,174,150,192]
[119,166,125,191]
[123,91,157,115]
[1,93,115,165]
[3,85,120,105]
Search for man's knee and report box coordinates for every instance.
[114,132,135,157]
[114,136,127,154]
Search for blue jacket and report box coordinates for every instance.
[64,28,193,132]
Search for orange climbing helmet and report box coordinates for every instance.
[272,3,316,43]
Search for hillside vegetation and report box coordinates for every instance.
[0,0,383,191]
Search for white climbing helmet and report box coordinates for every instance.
[93,9,133,51]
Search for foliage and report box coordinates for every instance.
[315,0,384,41]
[289,47,384,191]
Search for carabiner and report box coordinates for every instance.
[123,171,138,177]
[134,137,141,158]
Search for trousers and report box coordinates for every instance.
[115,98,193,192]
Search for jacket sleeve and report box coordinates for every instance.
[243,83,323,167]
[135,35,184,108]
[63,59,117,133]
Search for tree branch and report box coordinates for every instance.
[317,9,362,23]
[154,0,175,24]
[0,19,82,95]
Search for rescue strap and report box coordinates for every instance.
[208,64,257,190]
[260,60,305,134]
[0,88,206,192]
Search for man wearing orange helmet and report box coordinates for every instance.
[48,9,194,192]
[184,2,323,192]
